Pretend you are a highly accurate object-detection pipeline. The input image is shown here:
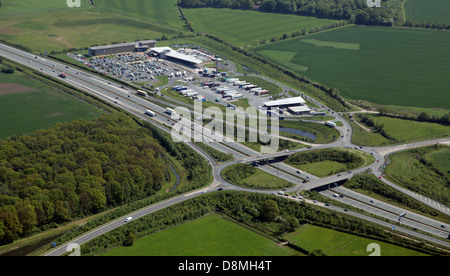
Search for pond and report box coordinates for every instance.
[269,126,317,141]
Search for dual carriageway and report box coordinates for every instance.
[0,43,449,255]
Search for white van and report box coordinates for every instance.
[125,217,132,222]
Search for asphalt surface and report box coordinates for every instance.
[1,43,449,254]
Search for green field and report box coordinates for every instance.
[0,0,178,53]
[93,0,185,28]
[255,25,450,110]
[427,147,450,178]
[0,72,103,139]
[368,115,450,143]
[294,160,348,177]
[182,8,337,46]
[284,224,427,256]
[404,0,450,24]
[286,148,373,177]
[222,163,295,189]
[102,214,298,256]
[385,145,450,204]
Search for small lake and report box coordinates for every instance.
[269,126,317,141]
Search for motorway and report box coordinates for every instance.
[0,43,449,255]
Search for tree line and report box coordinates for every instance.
[0,112,209,245]
[359,114,396,141]
[78,191,447,256]
[222,163,256,185]
[0,58,16,74]
[387,145,450,205]
[178,0,404,26]
[376,108,450,127]
[345,174,442,217]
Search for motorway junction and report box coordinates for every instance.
[0,42,449,256]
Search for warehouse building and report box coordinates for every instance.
[150,47,203,67]
[264,96,311,115]
[89,40,157,57]
[287,105,312,115]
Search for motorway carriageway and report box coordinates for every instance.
[1,43,449,254]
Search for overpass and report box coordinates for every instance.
[299,173,353,191]
[238,148,308,164]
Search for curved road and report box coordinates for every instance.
[0,43,449,255]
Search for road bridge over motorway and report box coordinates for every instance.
[237,147,309,164]
[2,42,450,255]
[300,173,353,191]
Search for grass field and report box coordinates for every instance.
[286,148,374,177]
[385,145,450,204]
[404,0,450,24]
[284,224,428,256]
[368,115,450,143]
[102,213,298,256]
[0,0,178,53]
[182,8,337,46]
[222,163,295,189]
[427,147,450,178]
[254,25,450,110]
[294,160,349,177]
[0,72,103,139]
[93,0,185,28]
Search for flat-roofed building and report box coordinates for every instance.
[287,105,312,115]
[150,47,203,67]
[89,40,157,56]
[263,96,306,108]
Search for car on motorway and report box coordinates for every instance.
[124,216,132,222]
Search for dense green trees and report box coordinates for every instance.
[260,199,279,221]
[178,0,404,26]
[222,163,256,184]
[79,191,447,256]
[0,113,174,244]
